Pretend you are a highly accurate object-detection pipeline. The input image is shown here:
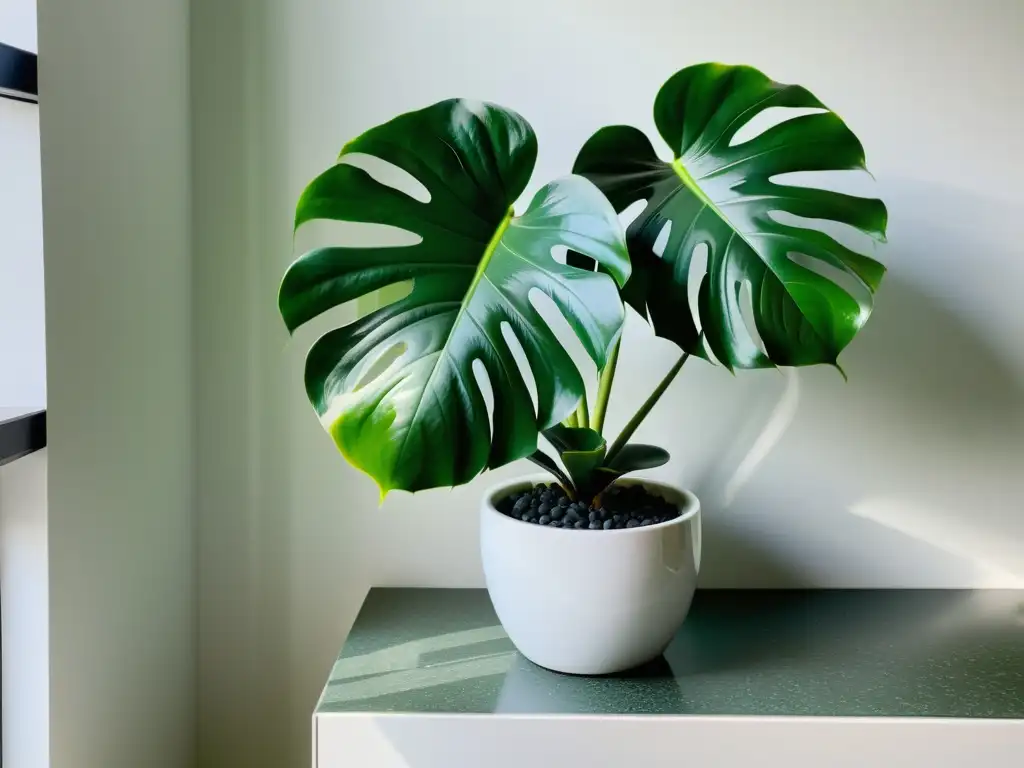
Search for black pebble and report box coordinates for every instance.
[503,483,682,528]
[588,521,601,530]
[539,515,551,525]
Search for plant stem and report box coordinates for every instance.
[565,410,578,428]
[575,396,589,430]
[591,337,620,436]
[604,349,691,464]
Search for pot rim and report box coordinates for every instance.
[482,473,699,535]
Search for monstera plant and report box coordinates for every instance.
[281,61,887,676]
[279,62,886,508]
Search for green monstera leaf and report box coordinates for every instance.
[279,99,630,496]
[573,63,887,370]
[542,424,607,496]
[528,425,670,503]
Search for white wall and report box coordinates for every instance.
[37,1,194,766]
[0,450,48,768]
[194,1,1024,765]
[1,4,47,766]
[0,1,36,52]
[0,5,45,407]
[192,1,292,765]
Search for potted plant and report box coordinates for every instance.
[279,63,886,675]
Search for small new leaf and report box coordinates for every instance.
[543,424,605,454]
[606,444,670,473]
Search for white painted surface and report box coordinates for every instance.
[191,2,292,765]
[480,477,700,674]
[0,85,45,408]
[0,0,37,52]
[315,713,1024,768]
[37,0,194,766]
[192,1,1024,765]
[1,1,47,764]
[0,450,49,768]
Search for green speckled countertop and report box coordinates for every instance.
[317,589,1024,718]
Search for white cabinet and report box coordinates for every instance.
[314,588,1024,767]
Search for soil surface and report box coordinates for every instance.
[498,482,680,530]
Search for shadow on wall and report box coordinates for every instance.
[692,180,1024,588]
[286,179,1024,603]
[283,176,1024,767]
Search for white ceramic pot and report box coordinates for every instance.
[480,476,701,676]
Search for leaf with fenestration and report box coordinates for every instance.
[574,63,887,370]
[279,99,630,496]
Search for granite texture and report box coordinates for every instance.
[318,588,1024,718]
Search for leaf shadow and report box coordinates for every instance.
[687,179,1024,588]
